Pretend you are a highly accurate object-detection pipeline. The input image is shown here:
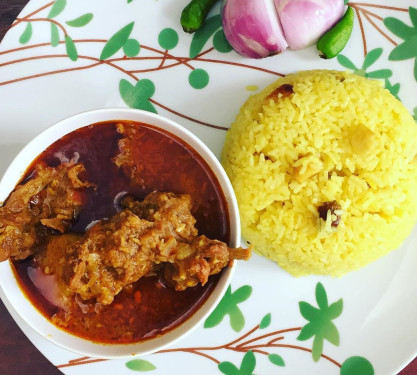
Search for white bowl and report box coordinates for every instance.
[0,108,240,358]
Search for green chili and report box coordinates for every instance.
[181,0,219,33]
[317,6,354,59]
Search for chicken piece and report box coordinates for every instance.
[35,233,82,308]
[51,192,251,305]
[122,191,198,241]
[0,163,93,261]
[61,210,158,305]
[123,192,250,289]
[37,234,81,276]
[164,235,251,291]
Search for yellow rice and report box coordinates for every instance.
[221,70,417,276]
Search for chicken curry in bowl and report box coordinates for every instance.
[0,119,250,345]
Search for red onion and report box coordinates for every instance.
[275,0,344,50]
[221,0,344,58]
[222,0,288,58]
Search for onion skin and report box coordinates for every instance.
[275,0,344,50]
[222,0,288,58]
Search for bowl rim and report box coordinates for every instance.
[0,108,241,358]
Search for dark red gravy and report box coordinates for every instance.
[12,121,229,344]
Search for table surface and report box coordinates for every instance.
[0,1,417,374]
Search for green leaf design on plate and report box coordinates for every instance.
[240,351,256,374]
[414,58,417,82]
[327,298,343,319]
[231,285,252,302]
[322,321,340,345]
[259,313,271,329]
[119,79,157,113]
[158,28,179,50]
[213,29,233,53]
[340,356,374,375]
[389,35,417,60]
[385,8,417,81]
[365,69,392,79]
[268,354,285,367]
[299,302,320,321]
[312,335,324,362]
[65,35,78,61]
[338,49,393,84]
[48,0,67,19]
[385,7,417,40]
[189,69,209,89]
[123,39,140,57]
[297,282,343,362]
[410,6,417,28]
[100,22,135,60]
[384,17,415,39]
[297,321,315,341]
[66,13,93,27]
[190,14,222,58]
[337,55,357,70]
[413,107,417,121]
[218,362,240,375]
[125,359,156,371]
[315,282,328,309]
[204,285,252,332]
[50,23,60,47]
[385,79,401,100]
[360,49,391,78]
[219,351,256,375]
[128,0,135,3]
[19,22,32,44]
[299,301,320,321]
[230,307,245,332]
[362,48,382,69]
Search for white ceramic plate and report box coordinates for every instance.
[1,0,416,374]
